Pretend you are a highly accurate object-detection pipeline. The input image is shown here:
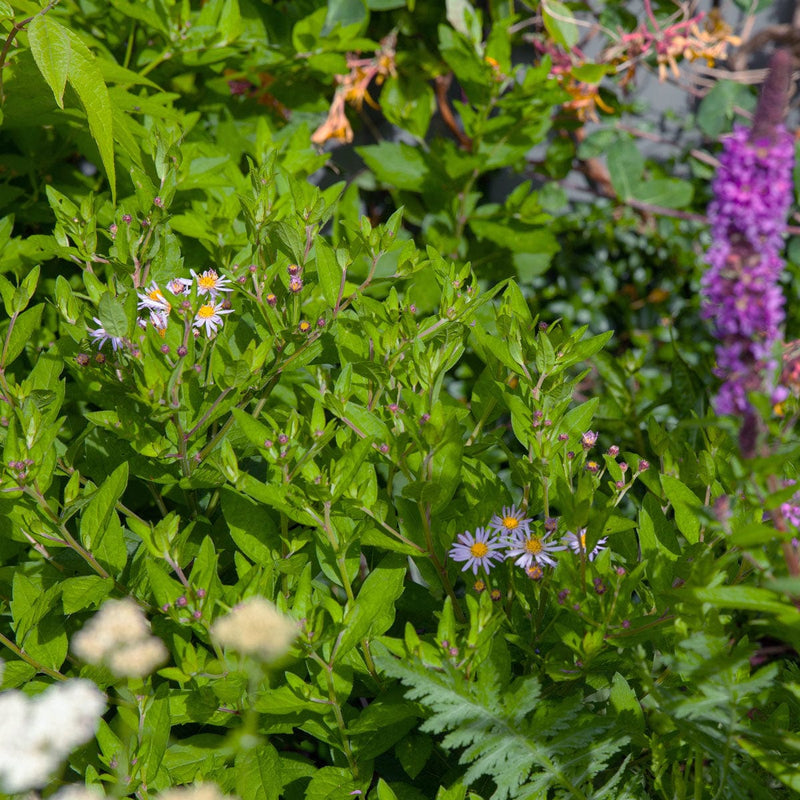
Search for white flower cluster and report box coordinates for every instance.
[0,672,106,793]
[72,597,168,678]
[211,596,299,663]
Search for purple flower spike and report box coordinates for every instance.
[702,50,795,417]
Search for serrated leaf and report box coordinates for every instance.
[98,292,128,338]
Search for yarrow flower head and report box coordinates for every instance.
[71,597,168,678]
[193,301,233,337]
[88,318,125,352]
[0,677,106,793]
[191,268,233,298]
[211,596,299,662]
[563,528,608,561]
[448,527,505,575]
[489,505,532,538]
[505,529,566,570]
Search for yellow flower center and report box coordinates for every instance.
[149,289,164,302]
[579,532,586,548]
[198,304,216,319]
[470,542,489,558]
[503,516,518,530]
[524,537,543,554]
[198,272,218,289]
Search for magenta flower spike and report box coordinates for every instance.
[701,49,795,419]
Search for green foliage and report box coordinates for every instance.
[0,0,800,798]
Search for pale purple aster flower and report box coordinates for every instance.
[150,309,169,335]
[166,277,193,295]
[448,527,505,575]
[505,530,566,570]
[137,282,171,313]
[488,505,532,538]
[191,268,233,298]
[563,528,608,561]
[88,318,124,352]
[193,301,233,337]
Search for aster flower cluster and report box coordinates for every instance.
[86,267,234,352]
[448,505,608,580]
[701,50,795,417]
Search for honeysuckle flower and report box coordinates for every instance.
[505,530,566,570]
[137,281,171,313]
[88,318,124,352]
[166,277,193,295]
[193,301,233,337]
[191,268,233,298]
[211,596,299,662]
[563,528,608,561]
[489,505,532,538]
[448,527,505,575]
[72,597,168,678]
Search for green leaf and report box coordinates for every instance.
[356,142,430,192]
[606,139,643,201]
[322,0,367,34]
[336,554,406,659]
[659,475,701,544]
[222,488,279,564]
[65,30,116,202]
[697,80,754,138]
[570,63,609,83]
[98,292,128,338]
[630,178,693,209]
[2,303,43,367]
[141,684,172,782]
[80,463,128,552]
[315,238,343,307]
[28,14,71,108]
[542,0,579,48]
[236,743,282,800]
[61,576,114,614]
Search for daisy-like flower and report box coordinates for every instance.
[563,528,608,561]
[506,530,565,570]
[191,268,233,299]
[150,310,169,336]
[137,282,171,313]
[448,527,505,575]
[166,277,193,295]
[88,318,124,352]
[193,301,233,337]
[489,505,532,538]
